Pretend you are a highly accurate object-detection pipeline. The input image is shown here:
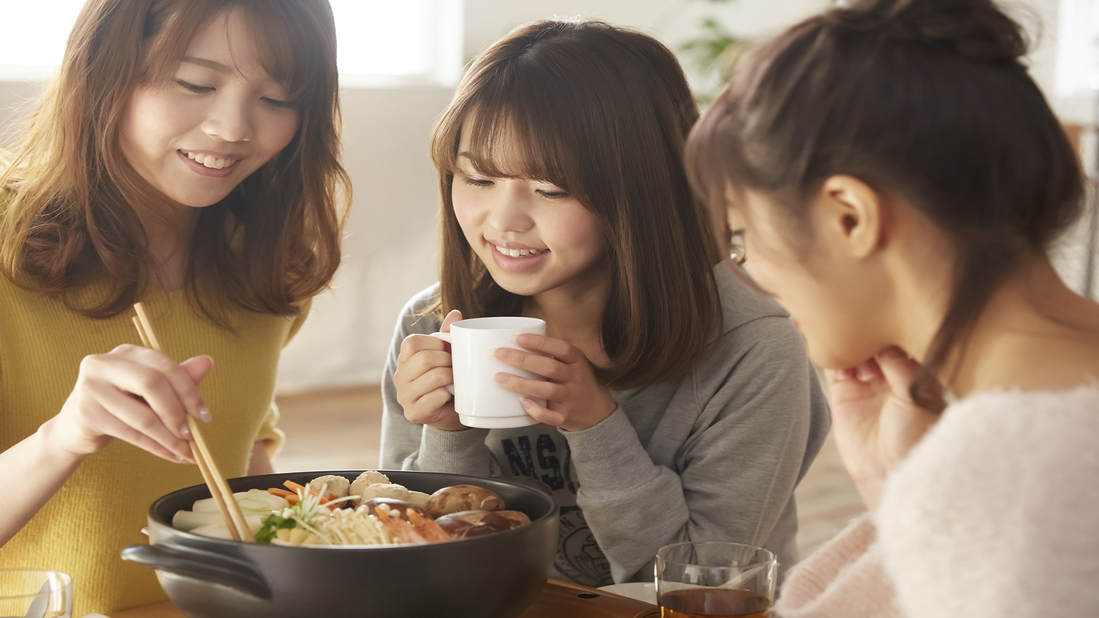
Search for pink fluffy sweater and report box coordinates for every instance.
[775,386,1099,618]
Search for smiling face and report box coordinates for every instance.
[119,9,299,209]
[451,126,607,299]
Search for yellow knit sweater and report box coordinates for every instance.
[0,273,308,615]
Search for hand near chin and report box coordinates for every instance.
[493,334,616,432]
[826,346,942,511]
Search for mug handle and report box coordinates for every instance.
[429,332,456,395]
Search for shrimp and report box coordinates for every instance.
[369,501,452,545]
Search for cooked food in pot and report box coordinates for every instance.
[435,509,532,540]
[424,484,506,517]
[170,471,524,547]
[305,474,350,499]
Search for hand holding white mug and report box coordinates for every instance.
[394,310,466,432]
[40,344,213,465]
[429,316,546,429]
[826,346,941,510]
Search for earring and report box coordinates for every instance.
[729,229,747,265]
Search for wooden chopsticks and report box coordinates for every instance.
[132,302,254,543]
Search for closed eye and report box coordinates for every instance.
[177,80,214,94]
[536,189,569,200]
[459,176,494,188]
[262,96,293,109]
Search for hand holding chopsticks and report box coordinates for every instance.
[132,303,254,543]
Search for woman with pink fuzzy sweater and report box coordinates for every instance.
[685,0,1099,616]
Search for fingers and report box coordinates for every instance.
[405,366,455,403]
[493,347,566,380]
[180,355,214,385]
[518,397,565,427]
[494,371,564,401]
[110,345,209,422]
[86,379,195,462]
[854,360,883,382]
[513,334,581,363]
[440,309,462,333]
[398,334,448,361]
[874,346,922,400]
[400,350,453,380]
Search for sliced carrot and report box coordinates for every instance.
[267,488,295,499]
[283,480,306,493]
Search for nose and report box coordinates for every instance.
[485,181,535,233]
[200,96,253,143]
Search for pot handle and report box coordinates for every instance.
[121,544,272,600]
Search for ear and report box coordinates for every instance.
[814,175,886,259]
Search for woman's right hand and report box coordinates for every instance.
[826,346,941,511]
[394,310,465,432]
[40,345,214,464]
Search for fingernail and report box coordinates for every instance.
[180,423,191,438]
[520,397,534,411]
[494,372,509,384]
[198,407,212,422]
[176,454,184,462]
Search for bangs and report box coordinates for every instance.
[432,63,595,202]
[142,0,336,109]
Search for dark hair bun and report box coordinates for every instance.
[843,0,1028,64]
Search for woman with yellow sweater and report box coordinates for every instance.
[0,0,347,614]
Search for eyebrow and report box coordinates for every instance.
[182,56,231,73]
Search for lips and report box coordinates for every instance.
[178,150,240,177]
[179,150,241,170]
[494,245,547,258]
[488,240,550,273]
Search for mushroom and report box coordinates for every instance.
[423,485,505,518]
[434,510,531,540]
[359,498,426,522]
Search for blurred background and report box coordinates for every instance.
[2,0,1097,555]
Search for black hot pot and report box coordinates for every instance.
[122,470,558,618]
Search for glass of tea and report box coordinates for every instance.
[0,569,73,618]
[655,542,776,618]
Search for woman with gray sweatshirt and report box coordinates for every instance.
[379,19,830,587]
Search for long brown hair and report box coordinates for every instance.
[430,20,722,389]
[0,0,349,321]
[686,0,1084,409]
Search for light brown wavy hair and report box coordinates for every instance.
[0,0,349,321]
[430,20,722,390]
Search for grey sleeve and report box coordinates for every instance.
[378,289,499,476]
[563,316,829,583]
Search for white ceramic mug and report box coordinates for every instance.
[431,316,546,429]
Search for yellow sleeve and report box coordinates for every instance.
[255,298,313,458]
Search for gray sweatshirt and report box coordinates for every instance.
[380,265,831,587]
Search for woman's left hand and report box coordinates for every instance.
[493,334,616,432]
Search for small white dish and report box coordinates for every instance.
[597,581,657,605]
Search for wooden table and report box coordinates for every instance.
[111,579,659,618]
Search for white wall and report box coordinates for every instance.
[2,0,1092,392]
